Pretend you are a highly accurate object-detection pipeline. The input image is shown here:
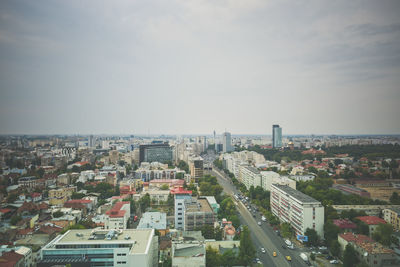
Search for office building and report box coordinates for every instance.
[189,156,204,182]
[272,124,282,148]
[222,132,233,153]
[39,229,158,267]
[173,188,192,230]
[139,144,173,164]
[271,184,324,236]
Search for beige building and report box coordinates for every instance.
[383,208,400,230]
[189,156,204,182]
[48,186,76,206]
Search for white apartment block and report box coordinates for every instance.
[240,166,261,189]
[260,171,280,191]
[271,184,324,237]
[105,201,131,230]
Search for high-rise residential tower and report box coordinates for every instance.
[222,132,233,153]
[272,125,282,148]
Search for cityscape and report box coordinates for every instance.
[1,1,400,267]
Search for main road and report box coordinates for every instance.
[209,167,309,267]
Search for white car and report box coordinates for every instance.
[330,260,339,264]
[260,248,266,253]
[258,221,262,226]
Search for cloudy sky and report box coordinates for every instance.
[0,0,399,135]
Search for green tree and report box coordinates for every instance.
[139,193,151,212]
[324,221,341,245]
[390,192,400,204]
[160,184,169,190]
[206,246,222,267]
[71,192,85,199]
[330,240,341,257]
[304,228,319,247]
[53,211,64,218]
[239,226,255,266]
[10,215,22,225]
[221,249,237,267]
[343,244,359,267]
[280,222,293,239]
[199,224,215,239]
[372,223,393,246]
[37,167,45,178]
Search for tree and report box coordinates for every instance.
[37,167,45,178]
[221,249,237,267]
[372,223,393,246]
[390,192,400,204]
[280,222,293,238]
[71,192,85,199]
[239,226,255,266]
[139,193,151,212]
[324,221,341,245]
[330,240,341,257]
[355,219,369,236]
[304,228,319,247]
[160,184,169,190]
[53,211,64,218]
[343,244,359,267]
[206,246,222,267]
[10,215,22,225]
[199,225,215,239]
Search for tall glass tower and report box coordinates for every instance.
[272,125,282,148]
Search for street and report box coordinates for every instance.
[208,167,309,267]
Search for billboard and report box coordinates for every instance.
[297,235,308,242]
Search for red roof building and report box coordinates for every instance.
[170,187,192,195]
[356,216,386,225]
[105,201,130,229]
[333,219,357,231]
[0,251,24,267]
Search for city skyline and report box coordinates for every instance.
[1,0,400,135]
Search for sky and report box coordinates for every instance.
[0,0,400,135]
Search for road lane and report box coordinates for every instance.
[211,167,309,267]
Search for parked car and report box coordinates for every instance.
[330,260,339,264]
[260,248,266,253]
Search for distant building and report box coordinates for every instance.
[271,184,324,236]
[39,229,158,267]
[222,132,233,153]
[333,184,371,198]
[172,240,205,267]
[272,125,282,148]
[332,205,400,217]
[173,188,192,230]
[189,157,204,182]
[139,144,173,164]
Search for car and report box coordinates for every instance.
[260,248,266,253]
[330,260,339,264]
[326,255,333,260]
[258,221,262,226]
[273,251,277,257]
[253,214,256,218]
[282,245,287,249]
[286,256,292,261]
[256,260,262,264]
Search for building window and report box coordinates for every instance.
[178,213,182,215]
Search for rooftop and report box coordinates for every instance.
[272,184,321,204]
[333,219,357,229]
[185,198,213,213]
[244,166,260,174]
[356,216,386,225]
[358,241,394,255]
[339,232,373,243]
[137,212,167,230]
[48,229,154,255]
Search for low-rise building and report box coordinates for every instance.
[333,219,357,232]
[105,201,130,230]
[383,207,400,230]
[356,216,387,237]
[137,212,167,235]
[172,242,205,267]
[39,229,158,267]
[333,184,371,198]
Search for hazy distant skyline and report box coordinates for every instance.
[1,0,400,135]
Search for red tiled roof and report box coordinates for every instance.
[356,216,386,225]
[65,199,92,204]
[105,201,129,218]
[333,219,357,229]
[17,228,34,236]
[0,251,24,267]
[170,187,192,195]
[31,192,42,197]
[0,208,12,214]
[339,232,373,243]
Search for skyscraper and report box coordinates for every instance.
[272,125,282,148]
[222,132,232,153]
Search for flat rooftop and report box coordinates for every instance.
[137,212,167,230]
[273,184,320,203]
[51,229,154,254]
[185,198,213,213]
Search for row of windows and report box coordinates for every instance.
[117,261,127,264]
[116,253,126,256]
